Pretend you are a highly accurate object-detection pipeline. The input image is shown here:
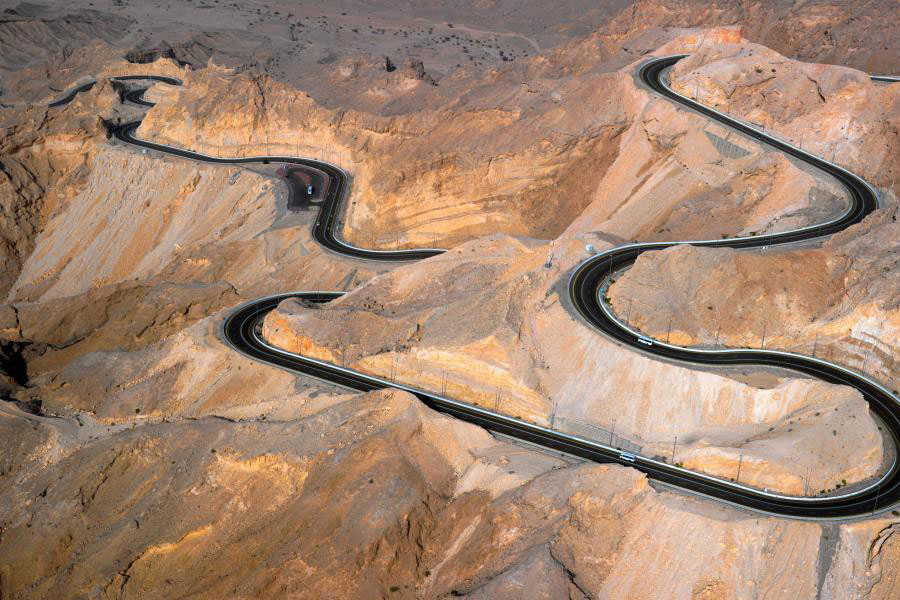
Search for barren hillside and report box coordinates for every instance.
[1,1,900,598]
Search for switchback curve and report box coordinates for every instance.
[45,75,183,108]
[568,55,900,518]
[97,58,899,518]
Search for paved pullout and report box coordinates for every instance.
[97,57,899,518]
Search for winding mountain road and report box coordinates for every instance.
[88,57,900,518]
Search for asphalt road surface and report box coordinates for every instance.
[93,58,900,518]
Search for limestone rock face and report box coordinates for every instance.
[257,34,898,498]
[670,41,900,196]
[609,40,900,393]
[1,1,900,596]
[0,58,378,381]
[263,233,883,496]
[609,206,900,393]
[136,58,630,250]
[0,389,835,600]
[133,30,857,257]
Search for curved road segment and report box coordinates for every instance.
[47,80,97,107]
[45,75,183,108]
[80,58,899,518]
[569,56,900,518]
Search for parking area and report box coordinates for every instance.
[277,164,331,210]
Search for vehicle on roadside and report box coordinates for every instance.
[637,335,654,346]
[278,165,316,196]
[619,452,636,462]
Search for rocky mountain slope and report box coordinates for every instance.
[260,35,895,496]
[610,43,900,392]
[3,391,900,599]
[1,0,900,597]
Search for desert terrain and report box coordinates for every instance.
[1,0,900,598]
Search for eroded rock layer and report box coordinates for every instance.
[1,0,899,597]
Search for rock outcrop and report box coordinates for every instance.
[1,0,899,595]
[670,41,900,195]
[610,42,900,392]
[0,390,851,599]
[263,232,884,496]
